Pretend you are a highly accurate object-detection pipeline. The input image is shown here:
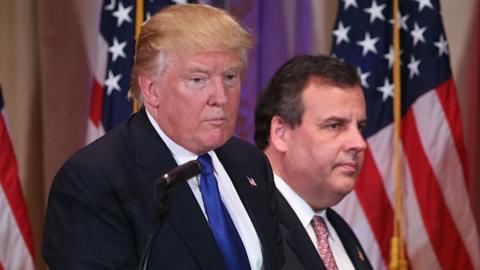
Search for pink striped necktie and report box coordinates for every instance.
[311,216,338,270]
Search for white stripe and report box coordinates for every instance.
[334,191,386,269]
[413,90,480,269]
[367,124,442,270]
[93,35,109,84]
[0,186,35,270]
[85,119,105,145]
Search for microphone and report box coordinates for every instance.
[158,160,202,188]
[139,160,202,270]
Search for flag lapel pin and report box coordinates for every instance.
[246,176,257,188]
[357,248,365,262]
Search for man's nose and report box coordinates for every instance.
[207,77,228,106]
[347,125,367,152]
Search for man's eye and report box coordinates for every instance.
[224,73,240,87]
[358,123,366,132]
[186,77,207,89]
[327,123,340,130]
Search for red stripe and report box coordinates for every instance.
[435,79,470,189]
[355,148,394,265]
[402,108,474,269]
[89,79,104,127]
[0,116,35,257]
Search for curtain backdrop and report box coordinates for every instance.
[0,0,478,268]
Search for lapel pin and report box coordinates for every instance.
[357,249,365,262]
[246,176,257,188]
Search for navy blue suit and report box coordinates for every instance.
[43,109,284,269]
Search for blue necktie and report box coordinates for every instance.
[197,153,251,270]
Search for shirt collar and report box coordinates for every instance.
[273,173,338,241]
[146,109,199,164]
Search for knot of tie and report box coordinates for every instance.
[197,153,214,176]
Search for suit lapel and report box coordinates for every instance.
[327,209,372,270]
[215,143,279,270]
[277,192,326,270]
[166,182,225,269]
[129,109,224,269]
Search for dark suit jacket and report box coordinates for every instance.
[277,192,372,270]
[43,109,284,270]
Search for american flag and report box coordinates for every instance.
[87,0,187,143]
[0,86,35,269]
[331,0,480,269]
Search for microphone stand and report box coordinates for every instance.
[138,160,202,270]
[138,174,173,270]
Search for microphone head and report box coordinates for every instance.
[161,160,202,187]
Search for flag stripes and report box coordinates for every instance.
[0,93,35,269]
[403,106,473,269]
[435,80,470,186]
[355,149,393,265]
[331,0,480,268]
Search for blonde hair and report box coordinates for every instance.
[128,4,254,101]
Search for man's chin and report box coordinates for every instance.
[200,133,231,150]
[335,176,357,194]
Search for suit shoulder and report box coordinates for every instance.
[222,136,265,157]
[60,122,131,174]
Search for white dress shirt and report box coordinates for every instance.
[274,173,355,270]
[146,111,263,270]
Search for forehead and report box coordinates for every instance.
[301,79,366,118]
[166,50,245,72]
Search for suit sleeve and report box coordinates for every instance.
[42,160,138,270]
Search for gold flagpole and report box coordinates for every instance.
[389,0,408,269]
[133,0,144,113]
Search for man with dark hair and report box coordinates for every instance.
[255,55,373,270]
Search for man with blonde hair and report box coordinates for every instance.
[43,4,284,270]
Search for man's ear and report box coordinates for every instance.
[270,115,290,152]
[138,74,160,107]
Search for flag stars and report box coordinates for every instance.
[410,22,427,46]
[333,22,351,45]
[357,68,370,88]
[363,0,386,24]
[389,11,409,31]
[384,46,402,69]
[145,12,152,23]
[104,70,122,95]
[104,0,116,11]
[407,55,421,79]
[434,34,449,56]
[384,46,394,68]
[342,0,358,10]
[109,38,127,62]
[377,78,394,101]
[112,2,133,27]
[414,0,434,12]
[357,32,379,56]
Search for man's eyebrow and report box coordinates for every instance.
[186,66,210,74]
[225,61,246,72]
[321,116,350,123]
